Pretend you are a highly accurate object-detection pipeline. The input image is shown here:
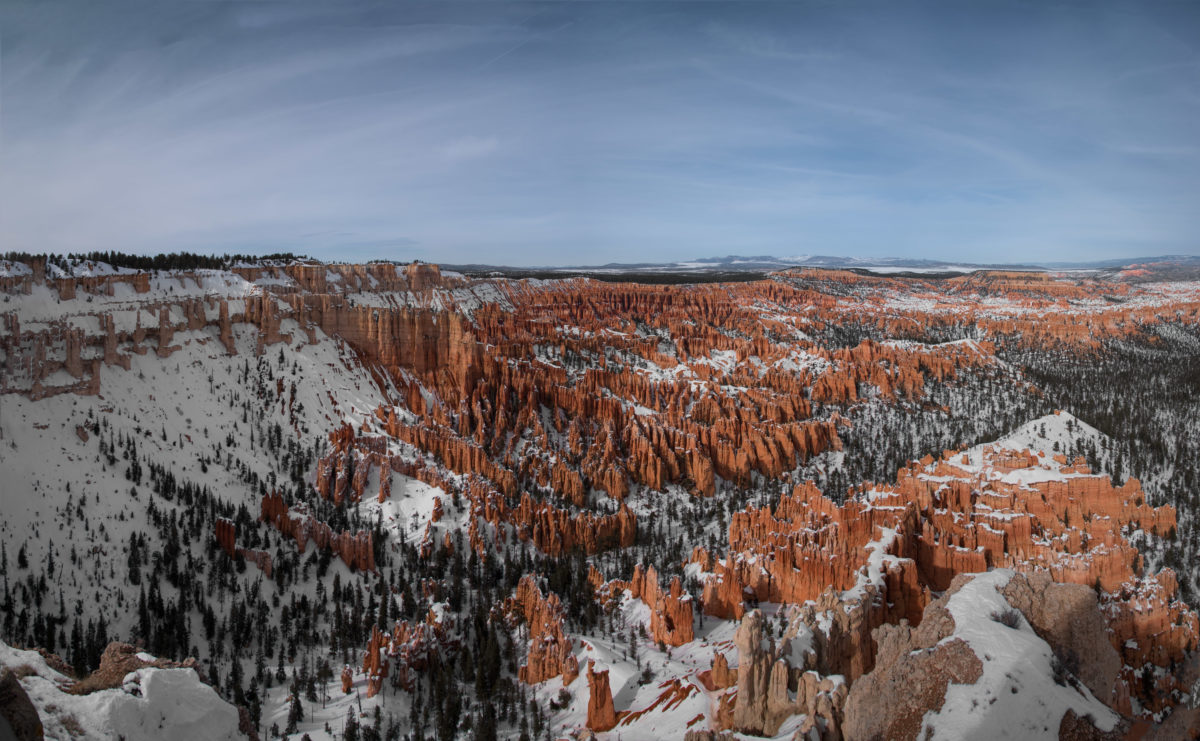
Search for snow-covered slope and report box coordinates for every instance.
[0,319,395,656]
[922,570,1119,740]
[980,410,1108,457]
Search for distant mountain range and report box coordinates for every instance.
[445,253,1200,276]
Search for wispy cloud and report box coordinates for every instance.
[442,136,501,162]
[702,21,837,63]
[1,1,1198,264]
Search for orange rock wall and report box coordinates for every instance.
[259,491,375,572]
[508,576,577,687]
[698,441,1193,712]
[599,564,695,647]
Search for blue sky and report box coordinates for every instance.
[1,1,1198,265]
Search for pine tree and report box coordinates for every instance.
[286,693,303,734]
[475,704,497,741]
[475,625,500,699]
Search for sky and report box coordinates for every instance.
[1,1,1198,266]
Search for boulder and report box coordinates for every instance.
[0,670,43,741]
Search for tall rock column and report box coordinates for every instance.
[732,610,772,734]
[586,660,617,732]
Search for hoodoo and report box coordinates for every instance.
[5,256,1200,739]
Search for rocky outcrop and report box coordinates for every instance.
[0,670,43,741]
[509,576,575,686]
[6,260,1200,414]
[723,610,845,738]
[362,625,390,698]
[6,264,1200,730]
[493,494,637,557]
[1101,570,1199,716]
[598,564,694,646]
[214,518,273,577]
[586,660,617,732]
[69,642,200,695]
[1000,570,1121,706]
[701,480,929,622]
[214,518,236,557]
[238,549,273,578]
[710,652,736,690]
[842,579,981,741]
[843,571,1134,741]
[698,436,1192,711]
[354,611,451,697]
[730,610,772,734]
[259,491,375,572]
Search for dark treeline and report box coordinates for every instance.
[1007,324,1200,602]
[3,251,307,272]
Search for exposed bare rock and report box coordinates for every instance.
[722,609,845,738]
[259,491,375,572]
[1000,571,1121,706]
[708,652,735,690]
[362,625,390,698]
[1057,709,1126,741]
[31,650,73,680]
[731,610,772,734]
[598,564,695,646]
[586,660,617,732]
[682,732,739,741]
[214,518,236,557]
[349,610,452,696]
[0,670,43,741]
[700,437,1193,713]
[509,576,575,686]
[69,642,200,695]
[842,579,981,741]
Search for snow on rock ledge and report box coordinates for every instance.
[925,569,1119,740]
[0,638,245,741]
[108,667,242,741]
[843,569,1122,741]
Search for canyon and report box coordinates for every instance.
[3,256,1200,739]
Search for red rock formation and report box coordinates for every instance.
[346,610,451,696]
[385,611,452,692]
[362,624,390,698]
[1102,570,1199,716]
[599,564,694,646]
[586,660,617,732]
[509,576,576,686]
[698,439,1193,714]
[214,518,236,557]
[258,491,375,572]
[713,652,736,689]
[563,654,580,687]
[213,518,273,577]
[237,548,273,578]
[7,260,1200,410]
